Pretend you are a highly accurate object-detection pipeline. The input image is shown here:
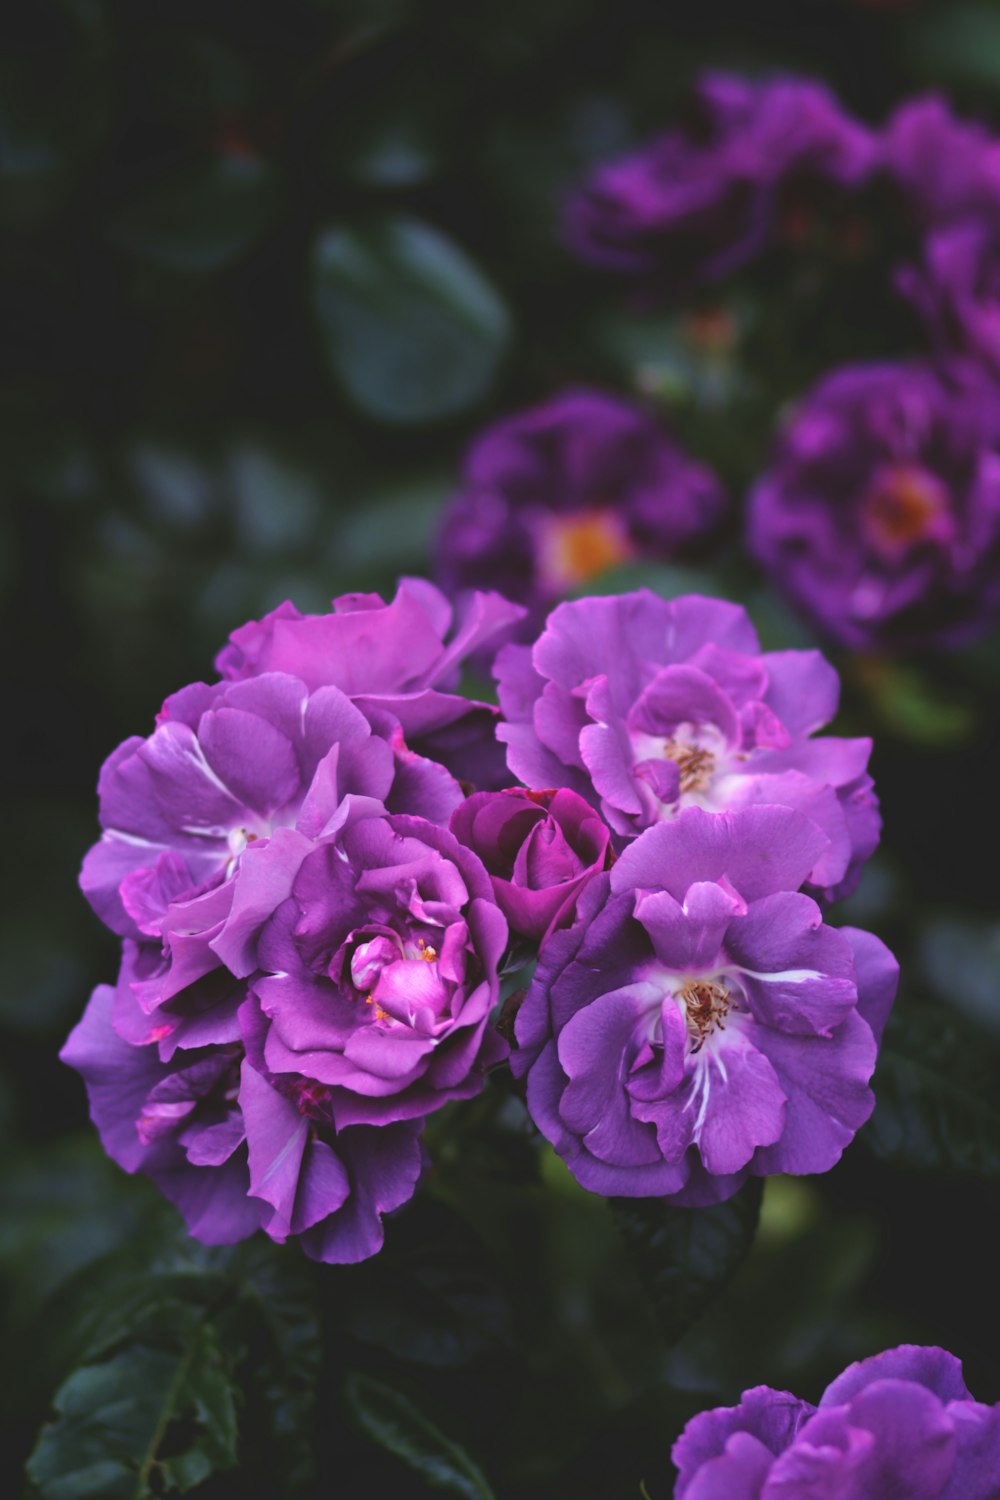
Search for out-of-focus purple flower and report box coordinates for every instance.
[435,390,726,630]
[900,223,1000,377]
[672,1344,1000,1498]
[216,578,524,789]
[64,809,508,1262]
[566,73,874,289]
[495,590,879,900]
[513,805,897,1203]
[883,95,1000,230]
[748,362,1000,649]
[450,787,613,945]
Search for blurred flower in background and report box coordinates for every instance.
[435,389,726,635]
[748,362,1000,649]
[899,221,1000,377]
[882,95,1000,230]
[565,73,875,291]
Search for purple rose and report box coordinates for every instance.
[513,805,898,1203]
[899,222,1000,377]
[450,788,613,945]
[215,577,524,789]
[566,72,874,289]
[748,362,1000,649]
[249,813,509,1128]
[672,1344,1000,1498]
[495,590,879,901]
[64,808,508,1261]
[883,95,1000,230]
[435,390,726,631]
[80,673,413,942]
[61,978,425,1263]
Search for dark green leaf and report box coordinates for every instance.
[342,1200,513,1369]
[26,1230,321,1500]
[310,217,511,424]
[345,1372,497,1500]
[610,1178,763,1347]
[107,155,280,272]
[228,1240,322,1498]
[27,1321,239,1499]
[863,998,1000,1179]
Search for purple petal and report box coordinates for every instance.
[796,1380,955,1500]
[820,1346,973,1408]
[612,806,831,904]
[674,1387,815,1499]
[751,1010,877,1176]
[840,927,899,1047]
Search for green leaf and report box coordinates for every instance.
[310,217,511,424]
[341,1200,513,1370]
[107,154,280,272]
[345,1372,497,1499]
[228,1240,322,1498]
[851,658,975,747]
[27,1321,239,1499]
[863,998,1000,1179]
[26,1232,321,1500]
[610,1178,763,1347]
[333,474,447,583]
[907,2,1000,90]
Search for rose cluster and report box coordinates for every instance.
[672,1345,1000,1498]
[65,581,521,1263]
[66,578,896,1260]
[560,76,1000,650]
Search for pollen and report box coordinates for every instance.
[863,463,951,556]
[537,509,634,591]
[663,741,715,794]
[364,992,390,1021]
[679,979,734,1053]
[417,939,438,962]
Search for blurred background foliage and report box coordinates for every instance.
[4,0,1000,1495]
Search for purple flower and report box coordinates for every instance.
[566,73,874,289]
[900,222,1000,378]
[215,577,524,789]
[512,805,898,1203]
[64,809,508,1261]
[80,673,410,941]
[249,814,509,1128]
[495,590,879,901]
[450,787,613,945]
[435,390,726,629]
[748,362,1000,649]
[61,979,425,1263]
[672,1344,1000,1498]
[883,95,1000,230]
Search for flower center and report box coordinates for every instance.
[537,508,634,591]
[678,979,734,1053]
[663,740,716,794]
[862,463,951,558]
[350,932,446,1030]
